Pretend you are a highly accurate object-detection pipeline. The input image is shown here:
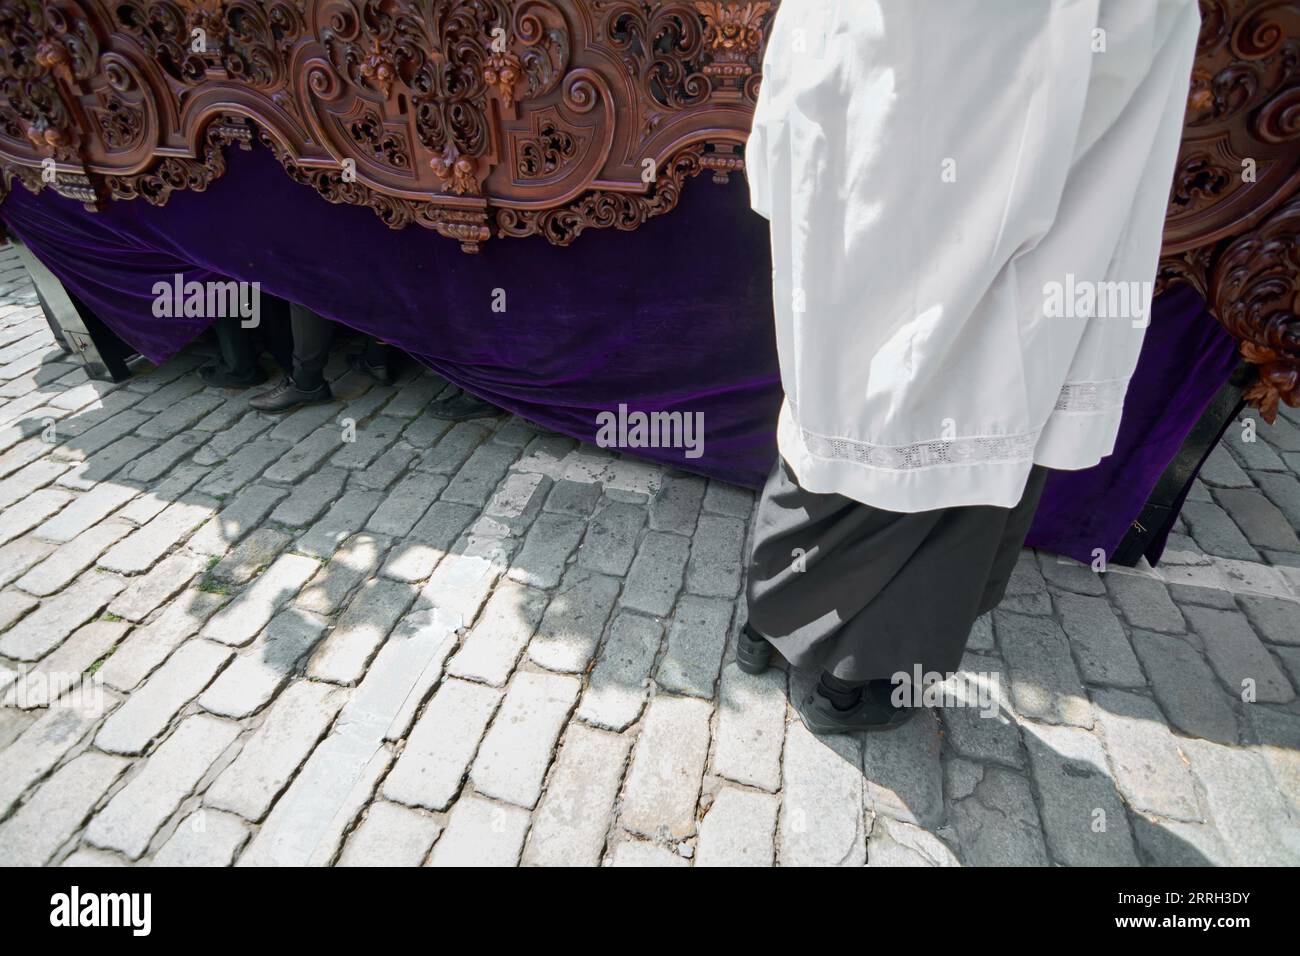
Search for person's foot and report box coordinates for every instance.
[736,624,773,674]
[792,678,916,735]
[198,361,267,389]
[347,351,395,386]
[249,375,332,413]
[427,388,504,421]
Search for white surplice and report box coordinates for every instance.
[746,0,1201,511]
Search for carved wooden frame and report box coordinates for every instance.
[0,0,1296,417]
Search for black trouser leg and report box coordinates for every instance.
[289,303,332,389]
[211,315,257,378]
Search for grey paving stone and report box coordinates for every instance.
[0,486,73,545]
[0,457,70,511]
[577,499,645,576]
[94,638,233,755]
[620,531,689,617]
[380,500,475,583]
[0,750,130,867]
[695,787,778,867]
[365,470,447,536]
[266,400,341,444]
[4,619,126,709]
[1179,499,1261,561]
[205,679,345,821]
[1237,594,1300,646]
[108,549,208,622]
[199,607,328,718]
[51,408,149,462]
[1104,571,1186,633]
[59,437,155,490]
[207,527,293,587]
[33,482,137,544]
[648,471,706,535]
[15,518,131,596]
[98,495,218,575]
[267,466,348,527]
[507,511,585,589]
[384,374,446,419]
[1091,687,1201,821]
[427,795,530,867]
[620,694,713,841]
[543,478,601,517]
[418,421,491,475]
[1199,445,1252,487]
[0,538,54,591]
[1182,737,1300,865]
[98,590,226,692]
[996,611,1092,728]
[945,759,1048,865]
[1022,722,1140,866]
[186,483,288,557]
[938,652,1023,768]
[383,678,502,811]
[1253,471,1300,529]
[1056,592,1145,687]
[113,464,205,524]
[1224,429,1286,472]
[512,433,577,478]
[522,724,632,867]
[296,488,384,559]
[527,567,620,673]
[577,611,662,731]
[702,480,754,518]
[656,594,732,698]
[1129,629,1239,743]
[361,604,461,743]
[477,470,548,536]
[308,577,416,685]
[1036,551,1107,596]
[441,442,518,508]
[193,404,271,450]
[417,529,515,628]
[136,392,224,440]
[713,663,786,792]
[148,809,248,867]
[331,415,404,470]
[86,713,241,860]
[608,839,689,867]
[448,578,548,686]
[1130,814,1232,866]
[0,695,119,820]
[865,816,961,867]
[860,708,944,828]
[997,551,1053,616]
[339,801,441,867]
[0,570,124,661]
[200,552,318,646]
[296,532,389,615]
[264,424,344,483]
[779,719,865,867]
[684,514,745,598]
[1184,605,1294,703]
[1242,706,1300,816]
[1214,487,1300,551]
[350,440,418,489]
[471,670,579,809]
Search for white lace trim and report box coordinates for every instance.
[792,377,1128,471]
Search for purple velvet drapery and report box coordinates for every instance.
[0,145,1240,563]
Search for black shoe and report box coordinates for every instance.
[199,361,267,389]
[793,679,916,735]
[347,351,395,386]
[736,624,773,675]
[427,389,504,421]
[249,375,333,413]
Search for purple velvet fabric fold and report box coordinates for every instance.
[0,145,1239,563]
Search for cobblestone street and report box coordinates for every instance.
[0,243,1297,867]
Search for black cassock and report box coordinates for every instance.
[745,459,1049,683]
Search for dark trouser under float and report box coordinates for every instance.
[745,458,1050,684]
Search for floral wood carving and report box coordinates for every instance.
[1159,0,1300,420]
